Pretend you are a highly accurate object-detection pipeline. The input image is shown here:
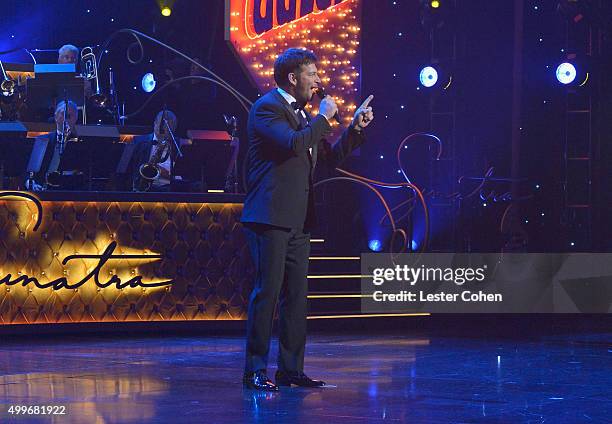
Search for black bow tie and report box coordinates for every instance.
[291,101,306,111]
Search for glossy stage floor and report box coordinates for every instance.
[0,318,610,423]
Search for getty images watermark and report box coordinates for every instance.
[371,263,499,303]
[361,253,612,313]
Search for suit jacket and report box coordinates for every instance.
[129,133,155,168]
[241,89,365,231]
[31,131,88,190]
[33,131,78,184]
[34,132,59,184]
[124,133,155,189]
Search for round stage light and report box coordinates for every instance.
[556,62,576,85]
[141,73,156,93]
[431,0,440,8]
[419,66,439,88]
[161,7,172,17]
[368,239,382,252]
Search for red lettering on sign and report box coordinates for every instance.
[245,0,346,38]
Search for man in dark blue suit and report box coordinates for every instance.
[242,48,374,391]
[26,100,79,191]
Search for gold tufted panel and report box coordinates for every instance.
[0,195,253,324]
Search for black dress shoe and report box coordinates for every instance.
[243,370,279,391]
[275,370,326,387]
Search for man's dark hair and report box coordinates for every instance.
[154,110,178,132]
[273,48,318,88]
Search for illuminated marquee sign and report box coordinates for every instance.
[244,0,348,38]
[226,0,362,129]
[0,192,250,324]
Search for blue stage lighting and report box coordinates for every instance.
[368,239,382,252]
[556,63,576,85]
[141,73,156,93]
[411,240,418,251]
[419,66,438,88]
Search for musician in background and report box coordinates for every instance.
[53,100,78,135]
[58,45,79,65]
[58,44,95,102]
[127,110,179,192]
[27,100,79,190]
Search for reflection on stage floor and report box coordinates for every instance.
[0,331,609,423]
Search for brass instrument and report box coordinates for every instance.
[136,137,170,192]
[45,169,62,188]
[80,46,108,108]
[0,60,16,97]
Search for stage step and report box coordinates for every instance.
[307,294,362,314]
[309,256,361,273]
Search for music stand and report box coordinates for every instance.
[173,137,233,192]
[27,133,123,191]
[0,124,33,189]
[25,64,84,122]
[85,137,124,191]
[0,121,27,139]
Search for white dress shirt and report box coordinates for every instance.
[277,88,313,155]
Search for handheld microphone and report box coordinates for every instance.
[316,87,341,124]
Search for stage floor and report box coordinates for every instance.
[0,329,610,423]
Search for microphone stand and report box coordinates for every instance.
[109,68,120,124]
[119,102,126,126]
[163,113,183,187]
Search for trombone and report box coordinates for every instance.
[0,60,16,97]
[80,46,108,108]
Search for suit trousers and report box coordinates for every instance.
[243,223,310,373]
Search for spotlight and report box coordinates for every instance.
[418,64,452,91]
[554,53,590,87]
[431,0,440,8]
[141,73,156,93]
[419,66,439,88]
[556,62,577,85]
[368,239,382,252]
[159,0,175,17]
